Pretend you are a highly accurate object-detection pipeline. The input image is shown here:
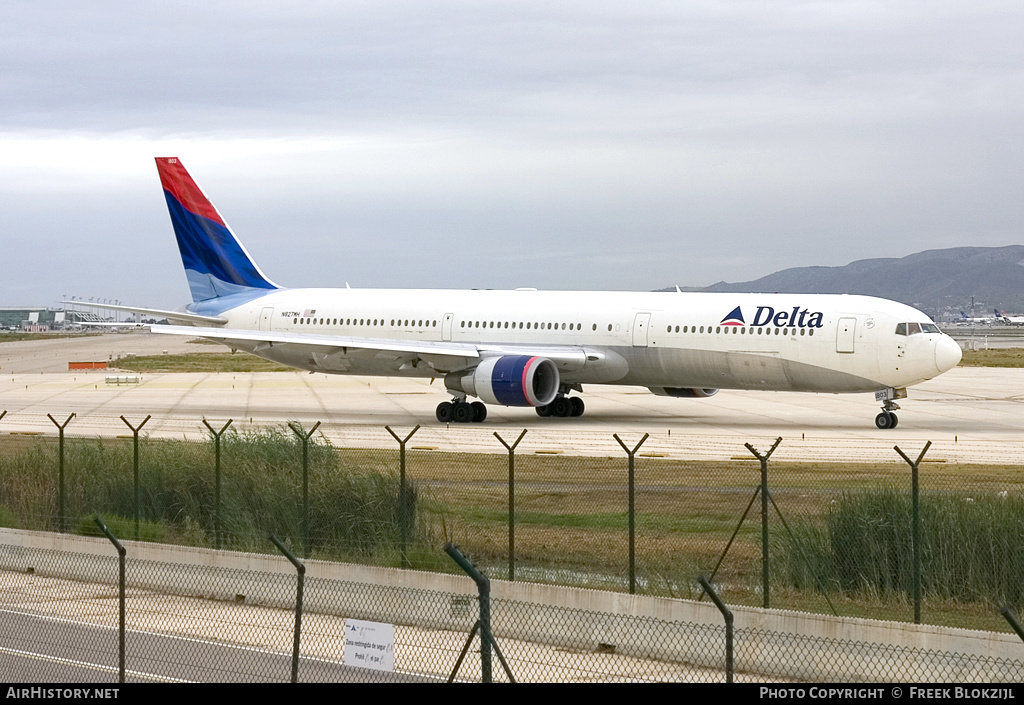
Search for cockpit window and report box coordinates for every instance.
[896,322,940,336]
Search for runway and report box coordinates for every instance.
[0,331,1020,464]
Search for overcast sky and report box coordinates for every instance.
[2,1,1022,308]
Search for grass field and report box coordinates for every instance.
[958,348,1024,367]
[0,332,100,343]
[113,352,293,372]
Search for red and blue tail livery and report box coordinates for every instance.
[156,157,278,302]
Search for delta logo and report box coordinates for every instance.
[720,306,824,328]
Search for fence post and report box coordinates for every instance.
[0,410,5,474]
[120,415,151,542]
[271,535,305,683]
[94,516,126,683]
[494,430,527,581]
[1000,607,1024,643]
[47,413,75,533]
[745,437,782,609]
[289,421,321,559]
[614,433,649,594]
[444,543,515,683]
[698,576,734,683]
[385,425,419,569]
[895,441,931,624]
[202,419,233,550]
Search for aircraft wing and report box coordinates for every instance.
[150,324,594,373]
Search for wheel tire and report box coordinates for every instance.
[875,412,893,430]
[453,402,472,423]
[552,397,571,417]
[471,401,487,423]
[570,396,585,417]
[889,412,899,428]
[536,404,551,417]
[435,402,453,423]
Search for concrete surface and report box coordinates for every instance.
[0,331,1020,463]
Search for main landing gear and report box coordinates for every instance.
[536,395,585,418]
[435,395,587,423]
[436,399,487,423]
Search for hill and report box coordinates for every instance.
[681,246,1024,318]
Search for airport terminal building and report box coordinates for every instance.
[0,307,106,331]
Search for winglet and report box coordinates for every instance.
[156,157,279,302]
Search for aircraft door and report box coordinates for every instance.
[632,312,651,347]
[259,307,274,332]
[836,317,856,353]
[442,313,454,341]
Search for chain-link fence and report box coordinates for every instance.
[2,531,1023,683]
[2,413,1024,633]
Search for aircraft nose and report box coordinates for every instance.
[935,336,963,373]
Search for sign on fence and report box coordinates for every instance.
[344,619,395,672]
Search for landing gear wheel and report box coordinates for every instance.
[874,412,898,430]
[471,401,487,423]
[569,396,585,417]
[551,397,572,418]
[453,402,473,423]
[436,401,453,423]
[536,403,551,417]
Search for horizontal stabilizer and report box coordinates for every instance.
[62,302,227,326]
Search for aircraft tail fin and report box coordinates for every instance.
[156,157,279,303]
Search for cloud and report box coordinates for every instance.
[1,2,1022,306]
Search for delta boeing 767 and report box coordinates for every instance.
[77,157,962,429]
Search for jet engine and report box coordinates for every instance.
[648,387,719,398]
[446,356,560,407]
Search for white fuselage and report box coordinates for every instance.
[185,288,961,395]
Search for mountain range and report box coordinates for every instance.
[671,246,1024,318]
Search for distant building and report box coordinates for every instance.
[0,307,102,331]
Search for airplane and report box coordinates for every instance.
[77,157,963,430]
[958,311,995,325]
[995,309,1024,325]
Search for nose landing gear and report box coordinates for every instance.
[875,408,899,429]
[874,387,906,430]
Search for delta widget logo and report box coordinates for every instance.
[720,307,745,326]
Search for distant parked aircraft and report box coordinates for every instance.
[996,310,1024,325]
[958,311,996,325]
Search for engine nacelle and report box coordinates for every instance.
[648,387,719,398]
[446,356,560,407]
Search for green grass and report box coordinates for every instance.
[0,429,427,563]
[959,348,1024,367]
[0,332,100,343]
[112,352,293,372]
[775,489,1024,608]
